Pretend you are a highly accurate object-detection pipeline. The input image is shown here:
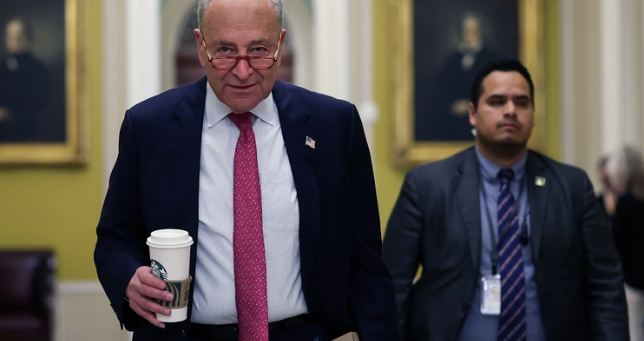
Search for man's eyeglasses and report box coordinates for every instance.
[201,34,281,71]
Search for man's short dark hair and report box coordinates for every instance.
[470,59,534,109]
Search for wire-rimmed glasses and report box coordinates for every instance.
[201,33,281,71]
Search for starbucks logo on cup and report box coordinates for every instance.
[150,259,191,309]
[150,259,168,281]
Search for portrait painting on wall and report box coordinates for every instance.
[0,0,87,165]
[413,0,519,142]
[390,0,544,167]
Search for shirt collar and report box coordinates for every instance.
[204,82,278,128]
[475,146,527,183]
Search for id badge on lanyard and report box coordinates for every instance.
[480,274,501,315]
[477,174,525,316]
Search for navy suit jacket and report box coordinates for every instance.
[94,78,400,341]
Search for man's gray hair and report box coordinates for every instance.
[607,145,644,200]
[196,0,284,30]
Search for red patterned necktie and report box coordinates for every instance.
[228,112,269,341]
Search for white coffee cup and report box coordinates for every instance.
[146,229,193,323]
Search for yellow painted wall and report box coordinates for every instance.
[372,0,406,232]
[544,0,560,158]
[0,1,102,280]
[373,0,560,230]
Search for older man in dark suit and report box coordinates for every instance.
[94,0,399,340]
[383,59,629,341]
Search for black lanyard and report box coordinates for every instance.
[479,174,527,275]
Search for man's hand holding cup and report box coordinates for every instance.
[126,266,174,328]
[126,229,194,328]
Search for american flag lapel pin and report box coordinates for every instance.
[305,136,316,149]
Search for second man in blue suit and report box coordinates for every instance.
[383,59,628,341]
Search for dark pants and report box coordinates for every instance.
[189,321,330,341]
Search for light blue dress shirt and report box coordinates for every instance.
[192,84,307,324]
[456,148,545,341]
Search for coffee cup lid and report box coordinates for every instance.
[146,229,194,249]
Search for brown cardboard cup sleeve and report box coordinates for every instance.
[155,277,191,309]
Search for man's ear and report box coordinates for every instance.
[468,102,477,126]
[194,29,206,67]
[276,29,287,66]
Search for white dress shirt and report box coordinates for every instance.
[191,84,308,324]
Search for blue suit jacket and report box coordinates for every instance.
[94,78,400,341]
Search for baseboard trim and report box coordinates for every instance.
[57,280,103,295]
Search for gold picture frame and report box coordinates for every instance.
[390,0,545,168]
[0,0,87,165]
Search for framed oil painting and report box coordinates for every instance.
[390,0,545,167]
[0,0,87,165]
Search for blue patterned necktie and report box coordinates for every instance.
[497,169,527,341]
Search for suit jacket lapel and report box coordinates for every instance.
[166,78,207,240]
[456,148,482,272]
[526,153,549,265]
[271,81,318,289]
